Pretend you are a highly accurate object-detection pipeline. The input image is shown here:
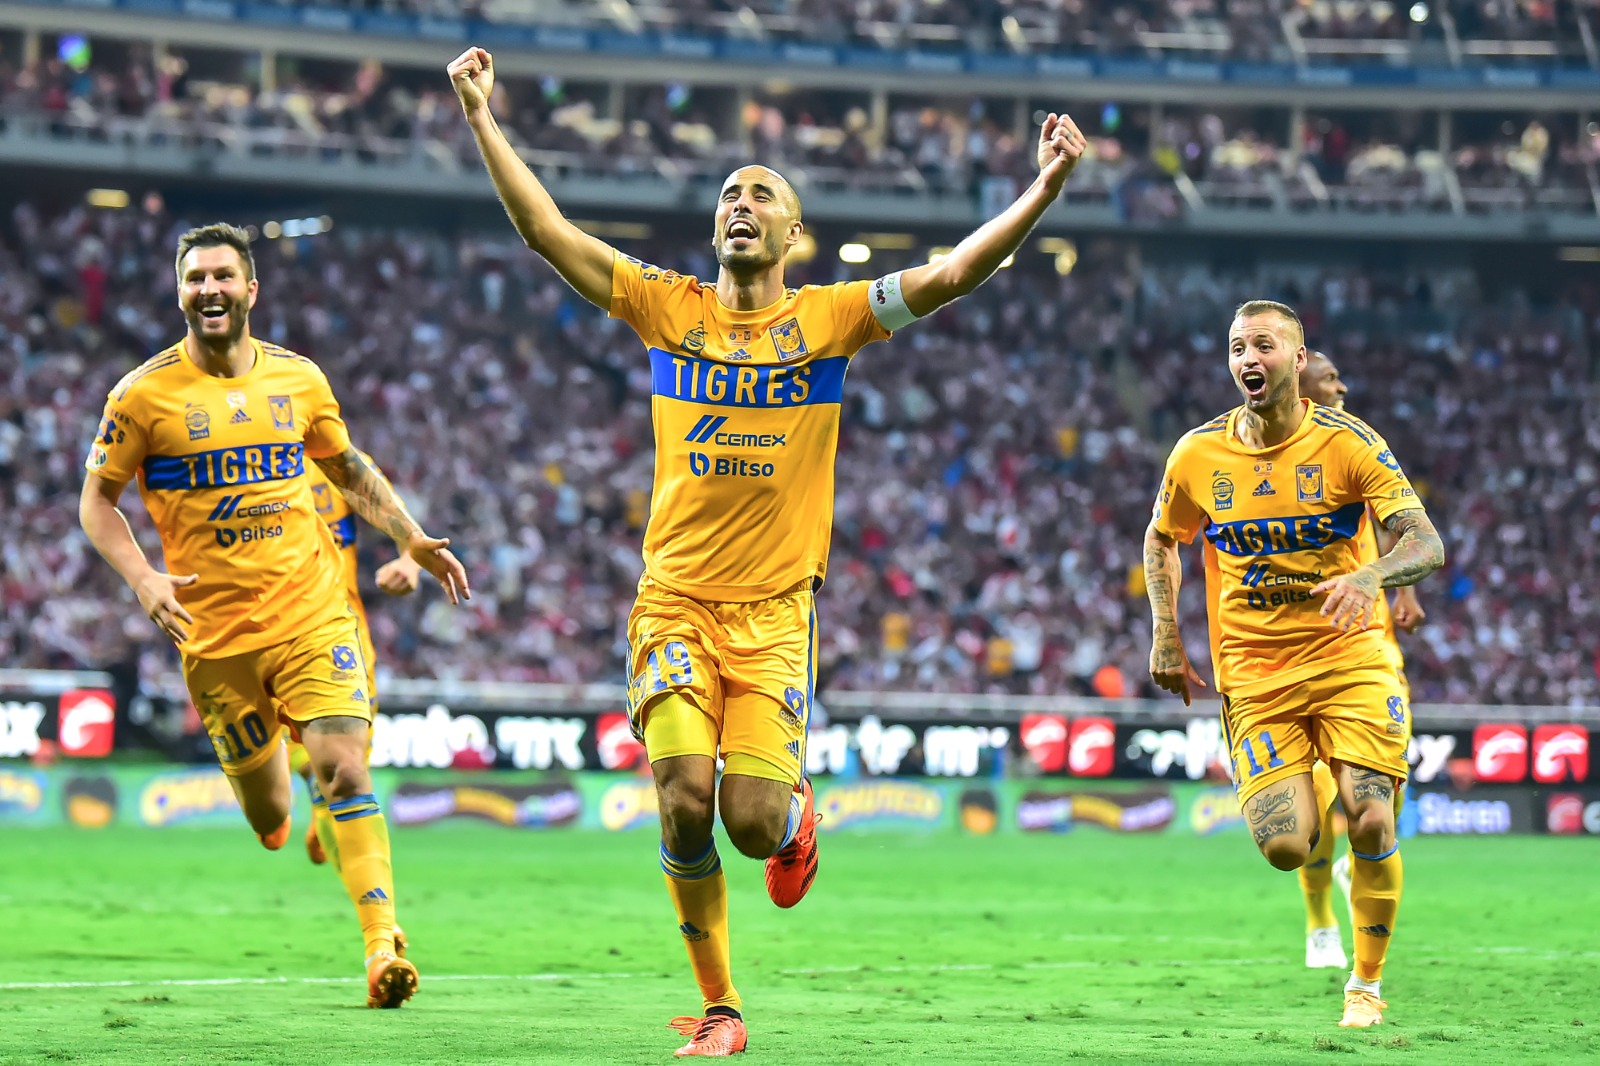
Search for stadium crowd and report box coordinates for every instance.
[2,44,1595,217]
[1,198,1597,707]
[243,0,1595,57]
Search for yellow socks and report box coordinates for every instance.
[304,772,342,872]
[661,841,740,1013]
[1350,844,1403,983]
[327,792,397,961]
[1300,798,1338,931]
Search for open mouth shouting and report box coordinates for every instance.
[725,217,758,244]
[1239,367,1268,402]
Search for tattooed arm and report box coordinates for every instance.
[311,447,471,604]
[1314,507,1444,631]
[1372,507,1426,631]
[1145,522,1206,705]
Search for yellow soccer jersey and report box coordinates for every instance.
[87,339,351,658]
[1152,399,1424,698]
[610,253,891,601]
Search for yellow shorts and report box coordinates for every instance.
[625,574,815,786]
[184,610,373,777]
[285,600,376,774]
[1221,664,1410,803]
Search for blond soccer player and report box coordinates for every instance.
[448,45,1085,1056]
[1144,302,1443,1028]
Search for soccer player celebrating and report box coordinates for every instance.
[448,45,1085,1056]
[1294,351,1426,970]
[79,223,469,1008]
[1143,302,1443,1028]
[289,459,421,874]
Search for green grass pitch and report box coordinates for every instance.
[1,827,1595,1064]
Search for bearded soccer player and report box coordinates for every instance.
[1294,351,1427,970]
[287,459,421,877]
[1143,302,1443,1028]
[449,45,1085,1056]
[79,223,469,1008]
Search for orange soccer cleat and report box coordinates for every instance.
[365,952,419,1009]
[257,817,291,851]
[305,821,327,865]
[1338,989,1387,1028]
[668,1013,748,1057]
[764,778,819,909]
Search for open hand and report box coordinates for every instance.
[406,531,471,605]
[375,554,423,597]
[134,570,198,644]
[1312,569,1381,632]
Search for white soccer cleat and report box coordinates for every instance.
[1332,854,1354,922]
[1306,925,1349,969]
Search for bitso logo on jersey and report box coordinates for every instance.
[58,689,116,758]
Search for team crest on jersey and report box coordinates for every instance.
[769,317,808,362]
[681,324,706,354]
[1211,473,1235,512]
[1295,464,1324,502]
[184,403,210,441]
[269,395,294,430]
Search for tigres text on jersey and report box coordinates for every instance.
[86,339,351,657]
[610,253,893,601]
[1152,399,1426,697]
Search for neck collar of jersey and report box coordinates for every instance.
[178,336,263,382]
[1226,397,1314,455]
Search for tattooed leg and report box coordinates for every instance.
[1244,772,1321,871]
[1335,762,1399,857]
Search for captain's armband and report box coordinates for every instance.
[868,272,920,332]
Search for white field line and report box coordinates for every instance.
[3,947,1595,992]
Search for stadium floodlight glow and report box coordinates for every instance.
[838,242,871,264]
[85,189,130,210]
[1557,246,1600,262]
[262,220,283,239]
[1409,2,1428,21]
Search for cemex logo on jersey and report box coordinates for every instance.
[1472,724,1528,783]
[1531,725,1589,784]
[1067,717,1115,777]
[59,689,116,758]
[595,712,647,771]
[1019,714,1068,773]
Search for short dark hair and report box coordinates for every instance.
[175,223,255,280]
[1233,299,1303,345]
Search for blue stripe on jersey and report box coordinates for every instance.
[1203,500,1366,557]
[1311,409,1378,445]
[328,514,357,548]
[142,443,305,490]
[648,351,847,408]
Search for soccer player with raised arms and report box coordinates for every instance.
[78,223,470,1009]
[1293,350,1426,971]
[1143,302,1443,1029]
[448,45,1085,1056]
